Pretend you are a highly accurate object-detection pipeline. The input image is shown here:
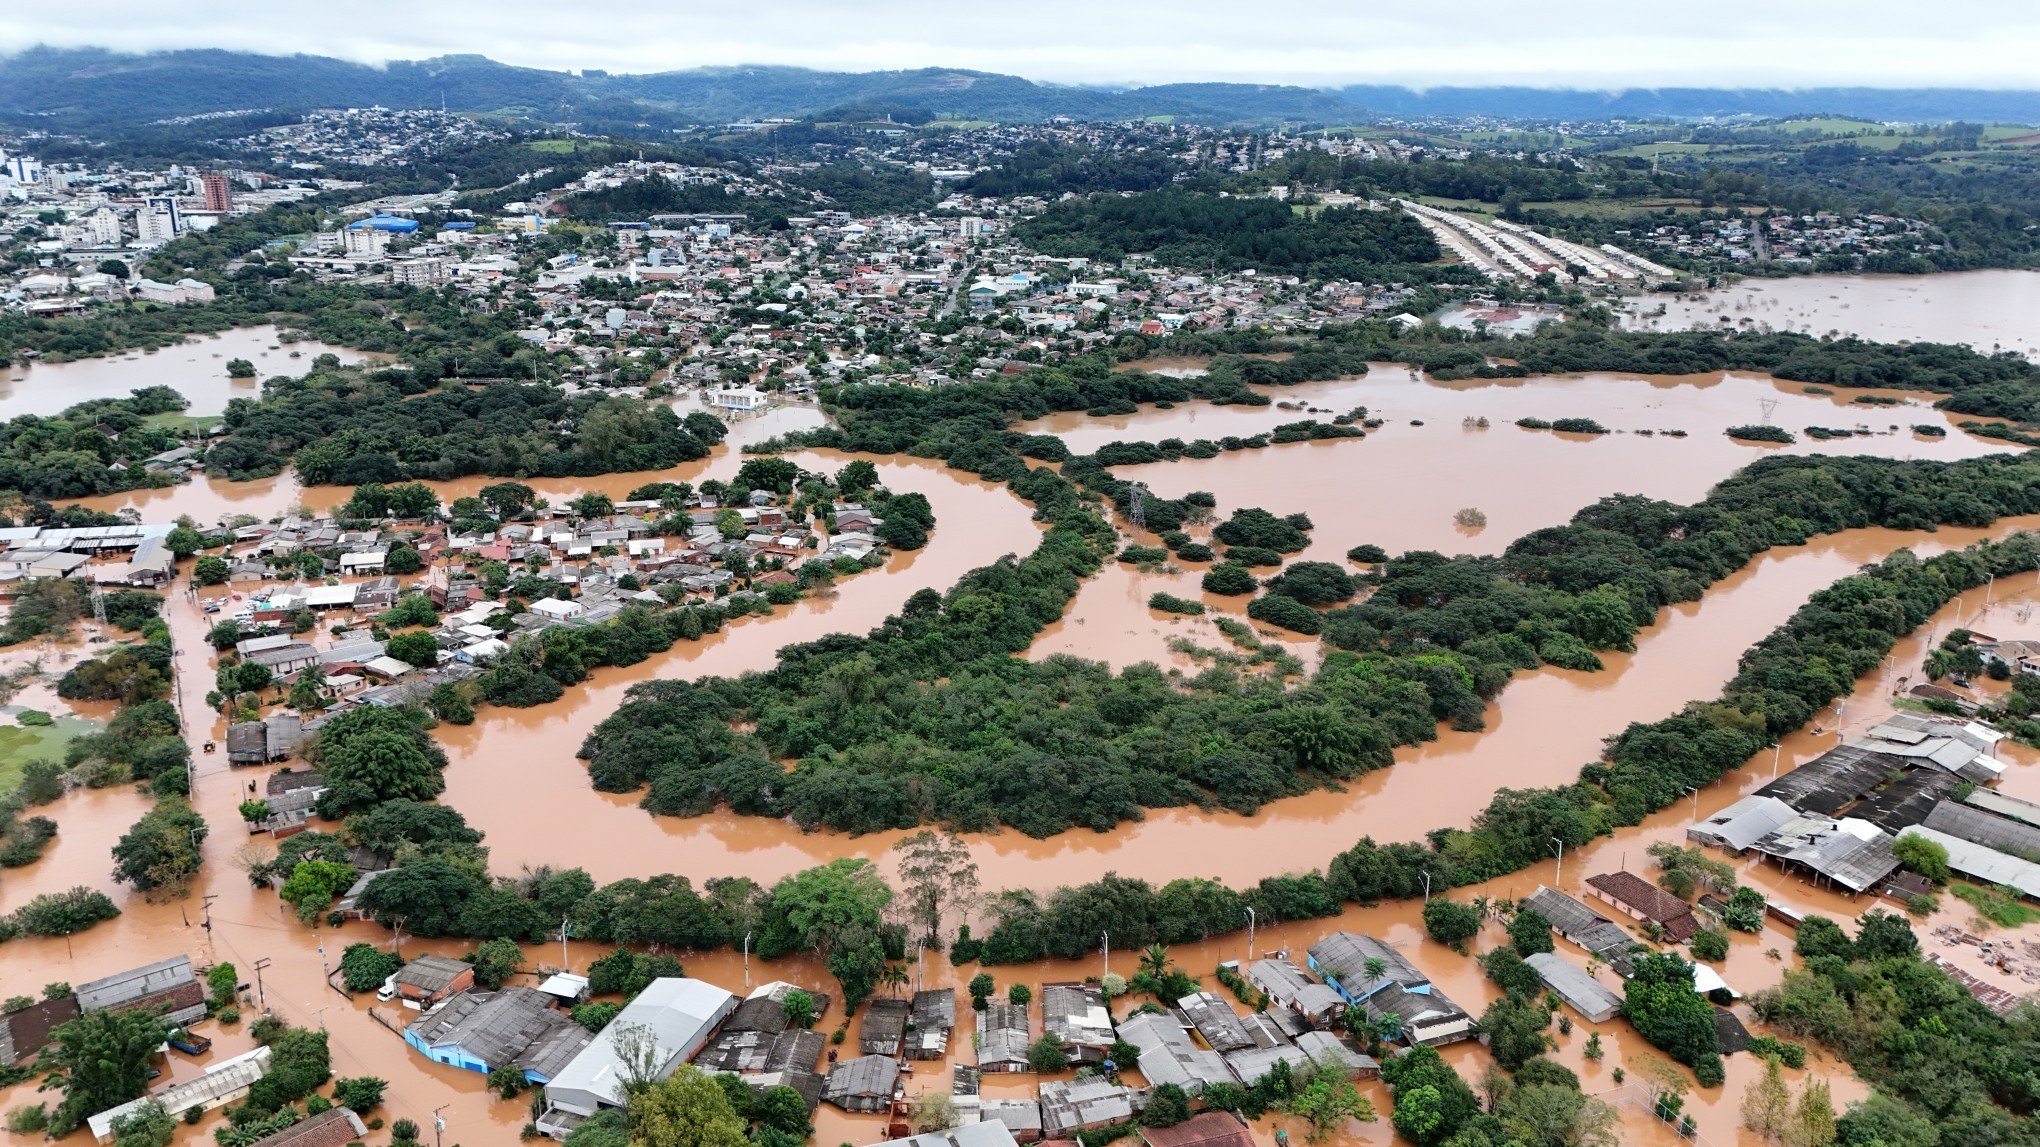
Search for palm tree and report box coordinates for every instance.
[1375,1013,1404,1045]
[880,961,910,998]
[1138,944,1173,983]
[1362,956,1388,983]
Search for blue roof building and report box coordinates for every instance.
[347,214,421,234]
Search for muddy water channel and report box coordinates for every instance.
[5,357,2037,1143]
[0,326,379,419]
[1615,269,2040,358]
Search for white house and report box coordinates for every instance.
[708,386,769,413]
[531,598,585,622]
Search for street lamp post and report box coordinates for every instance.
[1244,907,1256,962]
[1421,872,1432,903]
[1101,931,1109,981]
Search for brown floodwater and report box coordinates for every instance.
[1617,269,2040,358]
[10,326,2039,1144]
[1,521,2016,1147]
[1031,368,2011,562]
[0,327,379,420]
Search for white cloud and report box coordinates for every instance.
[3,1,2038,88]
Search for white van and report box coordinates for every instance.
[375,974,397,1003]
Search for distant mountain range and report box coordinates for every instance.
[3,46,2037,130]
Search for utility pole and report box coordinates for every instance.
[200,895,218,962]
[1244,907,1256,963]
[1549,838,1564,889]
[1101,931,1109,981]
[743,932,752,988]
[1771,741,1783,777]
[1422,872,1432,903]
[559,916,570,972]
[252,958,272,1013]
[434,1106,449,1147]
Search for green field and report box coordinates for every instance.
[525,139,581,154]
[144,411,220,433]
[0,713,97,797]
[1770,116,1890,136]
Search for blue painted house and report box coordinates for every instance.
[1305,932,1474,1047]
[404,987,592,1082]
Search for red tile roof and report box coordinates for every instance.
[1585,871,1700,942]
[1138,1113,1254,1147]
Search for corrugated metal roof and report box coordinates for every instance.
[822,1054,899,1101]
[1755,816,1900,893]
[1524,952,1623,1022]
[1923,800,2040,857]
[1966,788,2040,829]
[1898,826,2040,899]
[1116,1011,1233,1094]
[1175,991,1252,1052]
[1688,795,1799,851]
[977,1002,1031,1067]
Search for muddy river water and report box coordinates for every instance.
[4,294,2039,1144]
[1616,269,2040,359]
[0,326,378,419]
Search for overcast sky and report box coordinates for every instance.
[4,2,2038,89]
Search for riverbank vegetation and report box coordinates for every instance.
[0,387,190,504]
[1751,910,2039,1143]
[587,445,2040,837]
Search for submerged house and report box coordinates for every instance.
[977,1003,1031,1073]
[1041,982,1113,1064]
[77,956,207,1028]
[87,1047,272,1143]
[907,989,955,1059]
[538,978,737,1139]
[1039,1079,1136,1136]
[1115,1010,1233,1095]
[1518,886,1641,975]
[859,997,910,1057]
[1584,872,1702,942]
[821,1054,900,1113]
[1305,933,1473,1047]
[1247,958,1345,1030]
[1523,953,1623,1024]
[403,987,590,1082]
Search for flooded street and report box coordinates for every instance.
[1616,269,2040,358]
[0,326,378,419]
